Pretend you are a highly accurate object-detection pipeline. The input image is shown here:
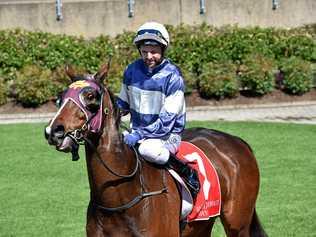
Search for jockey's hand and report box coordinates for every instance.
[124,132,141,147]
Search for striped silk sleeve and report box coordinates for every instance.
[116,83,130,111]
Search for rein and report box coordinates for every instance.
[64,102,168,212]
[83,136,140,179]
[83,133,168,212]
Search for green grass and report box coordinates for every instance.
[0,123,88,237]
[0,122,315,237]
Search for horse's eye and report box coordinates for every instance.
[86,92,94,101]
[80,87,101,113]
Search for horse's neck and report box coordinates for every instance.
[88,113,130,167]
[93,92,125,156]
[85,114,137,201]
[98,119,121,153]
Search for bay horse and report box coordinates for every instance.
[44,62,268,237]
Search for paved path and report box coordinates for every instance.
[187,101,316,124]
[0,101,316,124]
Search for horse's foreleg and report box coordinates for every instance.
[86,217,104,237]
[86,203,105,237]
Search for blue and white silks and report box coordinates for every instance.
[116,59,186,139]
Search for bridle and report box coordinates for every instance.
[60,83,168,212]
[65,109,99,161]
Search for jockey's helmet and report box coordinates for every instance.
[133,22,170,50]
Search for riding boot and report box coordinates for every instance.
[167,153,200,199]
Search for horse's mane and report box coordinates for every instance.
[90,79,121,129]
[105,87,122,129]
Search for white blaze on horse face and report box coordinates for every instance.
[45,126,52,136]
[184,152,210,200]
[47,98,89,132]
[47,98,71,130]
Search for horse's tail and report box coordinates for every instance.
[250,209,268,237]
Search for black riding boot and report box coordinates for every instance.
[168,153,200,199]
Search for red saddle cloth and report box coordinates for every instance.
[176,141,221,222]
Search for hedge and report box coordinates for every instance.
[198,61,239,99]
[238,54,276,96]
[0,24,315,106]
[0,78,8,105]
[279,57,314,95]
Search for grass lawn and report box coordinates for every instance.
[0,121,315,236]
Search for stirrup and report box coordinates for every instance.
[182,170,200,199]
[168,154,200,199]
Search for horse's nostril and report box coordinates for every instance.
[46,124,65,145]
[53,125,65,138]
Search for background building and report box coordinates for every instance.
[0,0,315,37]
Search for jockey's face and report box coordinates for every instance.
[139,45,163,69]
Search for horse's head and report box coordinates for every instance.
[44,61,113,159]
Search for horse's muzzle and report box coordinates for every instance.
[44,125,74,152]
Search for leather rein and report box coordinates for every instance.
[64,93,168,213]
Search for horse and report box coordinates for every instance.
[44,62,268,237]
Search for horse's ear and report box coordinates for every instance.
[94,57,112,84]
[65,64,77,82]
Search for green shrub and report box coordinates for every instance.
[1,24,316,103]
[51,66,72,94]
[105,55,125,93]
[219,27,253,62]
[0,29,28,81]
[108,31,138,93]
[180,68,197,95]
[279,57,314,95]
[238,54,276,95]
[14,65,55,106]
[284,35,316,61]
[0,78,8,105]
[312,63,316,87]
[198,61,239,99]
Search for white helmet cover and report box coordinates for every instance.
[133,22,170,48]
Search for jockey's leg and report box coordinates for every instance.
[138,136,200,198]
[138,138,170,164]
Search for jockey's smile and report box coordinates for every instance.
[140,44,163,69]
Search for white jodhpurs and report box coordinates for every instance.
[138,134,181,165]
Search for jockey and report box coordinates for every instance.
[116,22,200,198]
